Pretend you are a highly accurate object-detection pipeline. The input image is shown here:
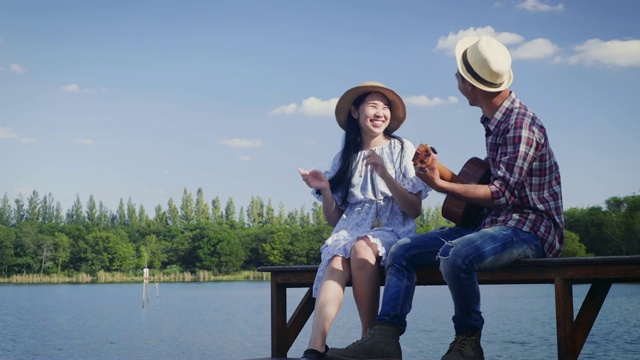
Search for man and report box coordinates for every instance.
[327,36,564,360]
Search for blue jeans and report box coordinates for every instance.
[376,226,545,335]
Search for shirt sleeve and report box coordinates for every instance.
[311,151,344,203]
[489,114,543,208]
[399,139,431,200]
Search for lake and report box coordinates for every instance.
[0,281,638,359]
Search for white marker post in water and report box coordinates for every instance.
[142,267,150,308]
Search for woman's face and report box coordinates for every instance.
[350,92,391,136]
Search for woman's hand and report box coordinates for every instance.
[366,150,391,180]
[298,168,329,191]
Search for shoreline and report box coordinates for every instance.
[0,270,270,284]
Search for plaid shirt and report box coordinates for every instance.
[480,92,564,257]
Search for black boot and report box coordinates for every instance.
[327,322,402,360]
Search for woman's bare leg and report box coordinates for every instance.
[350,236,380,337]
[307,255,351,352]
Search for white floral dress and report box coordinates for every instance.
[311,138,430,297]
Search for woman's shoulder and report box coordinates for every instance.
[386,136,416,152]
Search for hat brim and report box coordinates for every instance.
[455,36,513,92]
[334,83,406,133]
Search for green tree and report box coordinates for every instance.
[97,201,110,229]
[13,222,39,273]
[565,207,614,256]
[560,230,592,257]
[52,202,64,224]
[0,225,16,275]
[284,208,299,228]
[26,190,41,222]
[66,195,85,225]
[298,205,311,228]
[86,195,98,227]
[40,193,57,224]
[276,202,286,226]
[116,198,126,226]
[264,200,276,226]
[167,198,180,226]
[14,194,26,225]
[247,196,264,227]
[0,193,13,226]
[195,224,244,274]
[311,202,325,226]
[195,188,210,223]
[260,229,289,266]
[180,188,195,224]
[224,198,238,228]
[153,204,167,228]
[238,206,246,227]
[127,197,139,228]
[210,195,223,224]
[141,234,167,270]
[52,232,71,273]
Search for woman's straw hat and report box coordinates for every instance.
[334,81,406,133]
[455,36,513,92]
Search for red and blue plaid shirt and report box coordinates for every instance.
[480,92,564,257]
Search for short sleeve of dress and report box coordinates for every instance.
[311,151,344,204]
[399,139,431,200]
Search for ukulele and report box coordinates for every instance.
[412,144,491,229]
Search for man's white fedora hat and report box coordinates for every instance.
[455,36,513,92]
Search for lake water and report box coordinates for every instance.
[0,281,638,360]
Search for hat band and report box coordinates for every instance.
[462,49,502,89]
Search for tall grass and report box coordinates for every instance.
[0,270,270,284]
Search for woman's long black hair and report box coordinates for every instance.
[324,92,408,207]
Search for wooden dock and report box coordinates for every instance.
[256,255,640,360]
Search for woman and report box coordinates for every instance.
[297,81,430,359]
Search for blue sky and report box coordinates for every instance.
[1,0,639,217]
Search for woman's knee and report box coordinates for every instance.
[350,237,378,260]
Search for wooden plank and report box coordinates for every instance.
[285,288,315,352]
[554,278,576,360]
[574,281,612,355]
[272,277,288,358]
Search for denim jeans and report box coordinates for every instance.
[376,226,545,335]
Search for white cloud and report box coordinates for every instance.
[10,64,25,74]
[269,97,337,117]
[0,127,19,139]
[434,26,525,55]
[61,84,80,93]
[269,103,297,115]
[60,83,106,93]
[405,95,459,107]
[567,39,640,68]
[74,138,94,145]
[436,27,638,69]
[0,127,37,143]
[517,0,564,12]
[511,38,560,60]
[238,155,252,161]
[299,97,337,117]
[219,138,264,148]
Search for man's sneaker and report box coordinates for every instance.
[301,345,329,360]
[326,322,402,360]
[441,331,484,360]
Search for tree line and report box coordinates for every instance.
[0,188,638,278]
